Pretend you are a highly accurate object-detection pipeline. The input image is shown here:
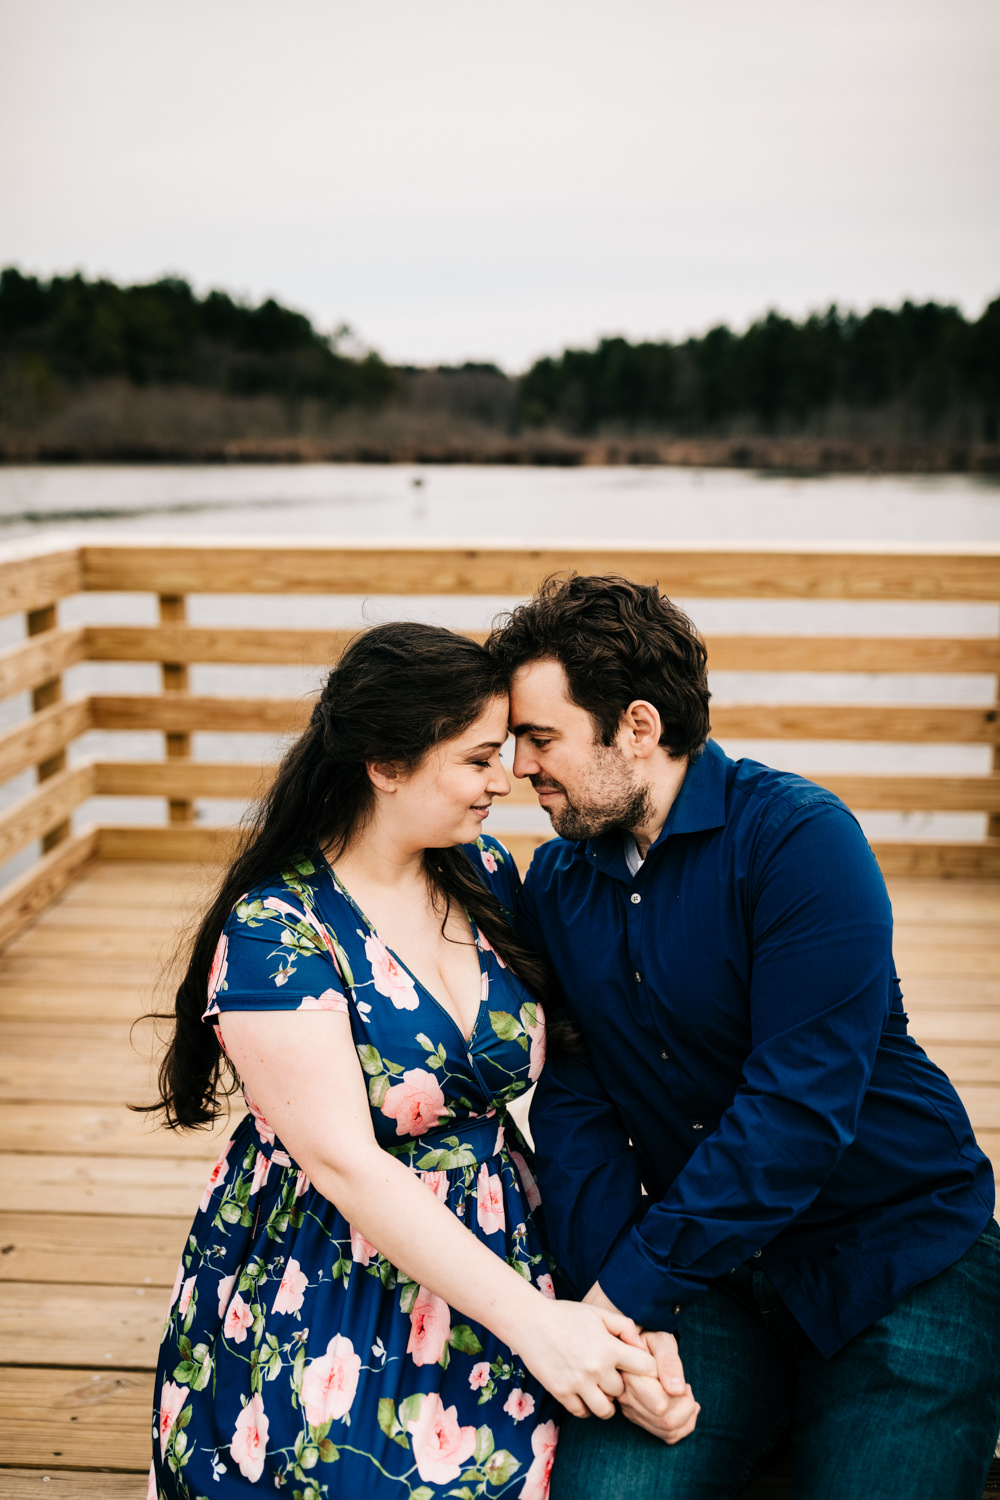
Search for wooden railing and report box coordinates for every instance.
[1,537,999,949]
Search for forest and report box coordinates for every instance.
[1,267,997,468]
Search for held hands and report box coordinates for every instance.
[513,1298,658,1420]
[584,1283,700,1445]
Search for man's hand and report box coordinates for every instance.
[583,1282,700,1444]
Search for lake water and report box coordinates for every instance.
[1,463,998,861]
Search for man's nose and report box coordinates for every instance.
[512,742,537,780]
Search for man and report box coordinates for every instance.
[488,574,1000,1500]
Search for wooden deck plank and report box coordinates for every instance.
[0,1213,189,1286]
[0,1470,147,1496]
[0,1103,230,1158]
[0,1368,153,1471]
[0,987,166,1023]
[0,1282,166,1369]
[0,1154,218,1218]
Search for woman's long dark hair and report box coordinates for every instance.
[147,622,559,1130]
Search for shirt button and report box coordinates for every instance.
[630,893,641,904]
[692,1122,704,1131]
[660,1049,670,1061]
[672,1304,682,1316]
[634,972,642,984]
[752,1249,762,1259]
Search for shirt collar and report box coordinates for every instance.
[580,738,730,877]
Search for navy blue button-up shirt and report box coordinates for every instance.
[521,739,994,1357]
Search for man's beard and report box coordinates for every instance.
[534,748,654,841]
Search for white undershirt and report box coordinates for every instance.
[624,833,645,877]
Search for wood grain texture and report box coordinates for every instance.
[0,544,82,621]
[0,698,92,784]
[0,1103,230,1159]
[0,832,98,953]
[0,1469,148,1495]
[0,1282,166,1368]
[0,629,87,702]
[0,1213,190,1287]
[0,1153,215,1218]
[0,767,95,866]
[77,539,1000,600]
[0,1367,154,1470]
[90,692,308,733]
[93,760,272,800]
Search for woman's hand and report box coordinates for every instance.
[511,1298,657,1418]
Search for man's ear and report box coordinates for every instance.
[620,700,663,760]
[367,760,401,793]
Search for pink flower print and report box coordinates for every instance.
[476,929,506,968]
[469,1361,491,1389]
[158,1380,189,1459]
[301,1335,362,1426]
[509,1148,542,1211]
[297,988,348,1012]
[294,1169,310,1197]
[364,934,419,1009]
[244,1091,275,1146]
[205,932,228,1011]
[481,848,498,874]
[217,1274,236,1320]
[272,1258,308,1315]
[537,1272,556,1299]
[146,1459,157,1500]
[178,1276,196,1317]
[231,1392,269,1482]
[526,1004,547,1082]
[504,1388,536,1423]
[349,1225,379,1266]
[168,1260,184,1310]
[381,1068,447,1137]
[199,1139,233,1212]
[521,1419,559,1500]
[271,1147,292,1168]
[249,1150,271,1197]
[476,1163,505,1236]
[406,1391,477,1484]
[223,1291,253,1344]
[419,1169,450,1202]
[406,1285,451,1366]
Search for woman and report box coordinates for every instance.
[148,622,655,1499]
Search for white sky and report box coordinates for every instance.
[1,0,998,370]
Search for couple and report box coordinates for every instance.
[150,575,1000,1500]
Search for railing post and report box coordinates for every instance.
[26,603,70,851]
[159,594,194,825]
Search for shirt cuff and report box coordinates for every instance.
[597,1228,685,1333]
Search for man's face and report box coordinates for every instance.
[509,658,651,840]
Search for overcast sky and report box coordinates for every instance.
[2,0,997,369]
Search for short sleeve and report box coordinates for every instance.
[464,834,522,911]
[202,886,350,1021]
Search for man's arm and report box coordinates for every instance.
[597,802,894,1330]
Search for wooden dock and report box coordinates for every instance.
[0,860,997,1494]
[1,537,999,1493]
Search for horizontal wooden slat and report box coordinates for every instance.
[0,1153,213,1218]
[0,984,163,1023]
[918,1041,1000,1083]
[0,1367,153,1470]
[0,1102,230,1159]
[0,543,82,620]
[95,825,240,862]
[93,759,271,799]
[0,627,87,701]
[0,1020,155,1104]
[84,623,359,665]
[0,1468,148,1495]
[906,1011,1000,1042]
[90,691,309,733]
[705,635,1000,673]
[871,841,1000,878]
[0,829,98,952]
[89,693,1000,744]
[0,1212,188,1287]
[0,696,92,783]
[818,774,1000,812]
[78,539,1000,599]
[0,1282,164,1368]
[0,765,95,865]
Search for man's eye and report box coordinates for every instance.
[531,739,551,750]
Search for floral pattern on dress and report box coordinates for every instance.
[151,836,557,1499]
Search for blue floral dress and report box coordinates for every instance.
[151,835,559,1500]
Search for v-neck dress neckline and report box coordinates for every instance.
[321,855,487,1049]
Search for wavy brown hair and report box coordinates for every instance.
[144,622,558,1130]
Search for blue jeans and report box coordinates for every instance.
[551,1219,1000,1500]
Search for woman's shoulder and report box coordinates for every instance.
[461,834,520,902]
[222,852,336,934]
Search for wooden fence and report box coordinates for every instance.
[1,537,999,949]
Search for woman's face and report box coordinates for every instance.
[384,695,511,850]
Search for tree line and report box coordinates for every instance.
[0,268,397,407]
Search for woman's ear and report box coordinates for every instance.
[621,700,663,760]
[366,760,400,793]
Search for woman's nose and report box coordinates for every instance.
[489,763,511,797]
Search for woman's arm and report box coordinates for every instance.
[220,1008,657,1417]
